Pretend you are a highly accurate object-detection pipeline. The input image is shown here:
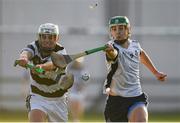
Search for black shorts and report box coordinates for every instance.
[104,93,148,122]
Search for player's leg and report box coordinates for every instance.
[69,100,82,121]
[128,103,148,122]
[26,95,47,122]
[28,109,47,122]
[69,94,84,122]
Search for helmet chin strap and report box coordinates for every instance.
[39,46,55,57]
[114,38,128,45]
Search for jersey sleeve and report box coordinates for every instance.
[21,42,35,58]
[57,48,67,55]
[137,41,143,51]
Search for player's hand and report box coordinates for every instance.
[104,44,118,60]
[105,87,117,96]
[31,64,43,75]
[16,58,28,68]
[155,71,167,82]
[105,87,111,95]
[104,44,115,53]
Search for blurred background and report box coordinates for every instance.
[0,0,180,122]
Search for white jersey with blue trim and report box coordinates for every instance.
[104,39,143,97]
[22,40,68,98]
[67,65,87,94]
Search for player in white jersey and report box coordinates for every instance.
[17,23,74,122]
[103,16,167,122]
[67,57,90,122]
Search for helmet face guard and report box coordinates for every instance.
[38,35,57,52]
[38,23,59,54]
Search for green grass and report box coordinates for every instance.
[0,111,180,122]
[0,111,27,122]
[149,112,180,122]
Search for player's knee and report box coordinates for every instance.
[135,115,148,122]
[29,109,47,122]
[129,105,148,122]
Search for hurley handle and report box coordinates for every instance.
[14,60,45,74]
[85,45,107,55]
[26,64,45,74]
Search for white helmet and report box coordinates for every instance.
[38,23,59,55]
[38,23,59,35]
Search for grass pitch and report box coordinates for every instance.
[0,111,180,122]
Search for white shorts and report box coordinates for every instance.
[26,94,68,122]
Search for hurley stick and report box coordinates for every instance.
[51,45,107,68]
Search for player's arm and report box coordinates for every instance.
[140,49,158,75]
[37,50,66,71]
[18,51,33,68]
[140,49,167,81]
[35,49,67,72]
[36,61,56,71]
[35,50,66,71]
[104,44,118,61]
